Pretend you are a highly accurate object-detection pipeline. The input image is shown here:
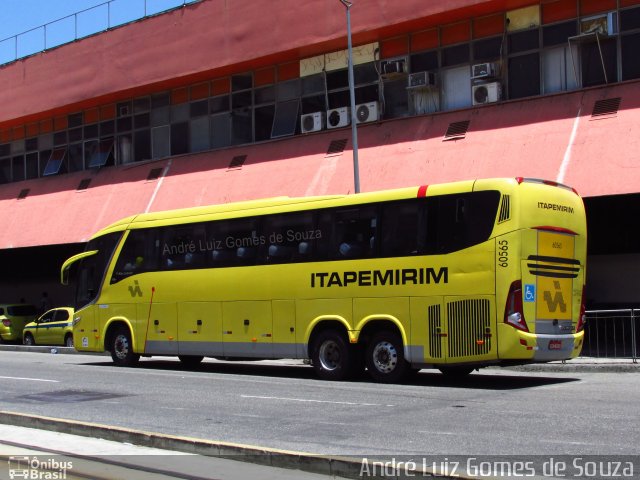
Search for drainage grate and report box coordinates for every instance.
[147,167,163,181]
[228,154,247,169]
[326,138,348,156]
[443,120,470,140]
[17,188,30,200]
[77,178,91,191]
[16,389,128,404]
[591,97,621,118]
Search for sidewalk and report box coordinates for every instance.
[0,418,363,480]
[499,356,639,373]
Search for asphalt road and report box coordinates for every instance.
[0,351,638,459]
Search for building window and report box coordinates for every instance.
[43,148,67,176]
[508,52,540,98]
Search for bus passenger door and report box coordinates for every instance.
[177,302,223,356]
[222,301,273,358]
[75,307,98,350]
[143,302,179,355]
[442,295,497,364]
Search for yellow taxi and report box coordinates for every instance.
[0,304,37,343]
[23,307,75,347]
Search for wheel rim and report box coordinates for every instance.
[25,336,33,345]
[372,340,398,373]
[318,339,341,371]
[66,336,73,347]
[114,334,130,360]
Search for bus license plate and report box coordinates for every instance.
[548,340,562,350]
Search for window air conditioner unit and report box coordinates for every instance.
[581,12,617,36]
[380,57,407,78]
[472,82,501,105]
[326,107,350,129]
[301,112,325,133]
[355,102,379,124]
[407,71,437,89]
[471,62,498,79]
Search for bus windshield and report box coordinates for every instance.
[73,232,122,310]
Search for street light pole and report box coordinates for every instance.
[339,0,360,194]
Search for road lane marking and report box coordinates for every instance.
[241,395,395,407]
[0,376,59,383]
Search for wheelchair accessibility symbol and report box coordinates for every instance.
[524,284,535,302]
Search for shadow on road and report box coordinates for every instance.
[79,359,579,390]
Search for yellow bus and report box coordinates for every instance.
[61,177,587,383]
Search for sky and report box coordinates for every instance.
[0,0,195,64]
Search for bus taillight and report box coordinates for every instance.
[576,286,587,333]
[504,280,529,332]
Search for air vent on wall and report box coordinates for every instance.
[326,138,348,156]
[17,189,29,200]
[591,97,621,118]
[443,120,471,141]
[77,178,91,191]
[228,154,247,169]
[147,167,163,181]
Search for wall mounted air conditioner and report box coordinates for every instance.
[355,102,379,124]
[471,62,498,79]
[472,82,501,105]
[407,71,437,89]
[380,57,407,78]
[301,112,325,133]
[326,107,350,129]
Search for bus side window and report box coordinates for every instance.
[429,191,501,253]
[332,207,377,260]
[264,211,316,264]
[380,200,422,257]
[111,230,149,283]
[160,224,208,270]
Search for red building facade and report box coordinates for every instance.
[1,0,639,306]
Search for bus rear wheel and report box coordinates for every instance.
[311,330,355,381]
[110,327,140,367]
[365,330,408,383]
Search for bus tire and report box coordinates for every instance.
[110,326,140,367]
[23,333,35,346]
[179,355,204,367]
[64,334,74,348]
[311,330,354,381]
[438,366,474,378]
[365,330,408,383]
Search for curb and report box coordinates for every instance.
[0,411,470,480]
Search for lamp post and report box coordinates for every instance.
[339,0,360,194]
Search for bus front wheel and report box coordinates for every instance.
[365,330,408,383]
[110,327,140,367]
[311,330,354,381]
